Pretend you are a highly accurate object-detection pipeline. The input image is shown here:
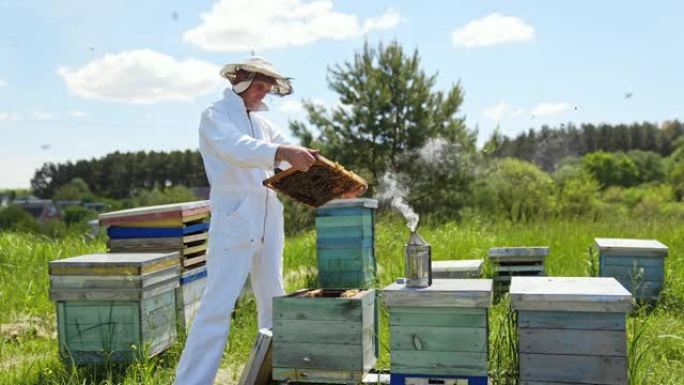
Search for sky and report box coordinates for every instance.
[1,0,683,189]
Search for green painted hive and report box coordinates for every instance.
[316,198,377,289]
[49,252,180,364]
[511,277,633,385]
[595,238,668,302]
[382,279,493,379]
[272,289,377,384]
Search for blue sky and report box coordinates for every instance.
[1,0,682,189]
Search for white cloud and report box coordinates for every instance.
[452,13,534,48]
[69,110,87,118]
[0,78,6,87]
[277,99,304,113]
[183,0,400,52]
[0,112,19,121]
[483,102,528,121]
[57,49,222,104]
[531,102,570,116]
[30,109,55,120]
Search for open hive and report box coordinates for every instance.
[510,276,633,385]
[49,252,180,364]
[488,247,548,291]
[382,279,493,385]
[595,238,668,302]
[272,288,376,384]
[263,155,367,208]
[315,198,377,289]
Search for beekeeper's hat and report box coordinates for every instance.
[220,56,293,96]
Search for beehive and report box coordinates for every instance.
[383,279,493,384]
[431,259,483,279]
[595,238,668,302]
[49,252,180,364]
[510,277,633,385]
[272,289,376,384]
[315,199,377,289]
[99,201,210,270]
[488,247,548,291]
[175,264,207,331]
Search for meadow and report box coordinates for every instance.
[0,214,683,385]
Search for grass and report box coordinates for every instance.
[1,214,683,384]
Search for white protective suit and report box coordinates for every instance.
[174,87,287,385]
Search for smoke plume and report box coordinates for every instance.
[377,172,419,231]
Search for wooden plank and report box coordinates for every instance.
[273,341,364,370]
[595,238,668,257]
[496,264,545,273]
[431,260,483,278]
[107,222,210,239]
[318,198,378,210]
[50,266,180,290]
[49,252,180,276]
[317,237,373,249]
[316,207,373,217]
[274,320,363,345]
[510,277,633,313]
[317,225,373,239]
[519,353,627,385]
[518,310,625,330]
[183,253,207,267]
[183,242,208,256]
[390,350,487,377]
[601,265,664,280]
[519,328,626,356]
[273,295,364,322]
[50,280,178,301]
[318,257,374,272]
[102,212,209,228]
[382,280,493,308]
[316,214,373,228]
[65,323,138,345]
[62,302,138,325]
[601,255,665,268]
[273,367,363,383]
[318,247,374,261]
[238,329,273,385]
[390,307,487,328]
[98,200,209,221]
[142,290,176,313]
[488,247,549,260]
[176,277,207,306]
[390,326,487,353]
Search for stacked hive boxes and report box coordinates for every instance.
[49,252,180,364]
[99,201,210,330]
[383,279,493,385]
[595,238,668,302]
[272,289,377,384]
[431,259,483,279]
[488,247,548,291]
[315,198,378,288]
[510,277,633,385]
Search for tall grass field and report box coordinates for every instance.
[1,215,683,384]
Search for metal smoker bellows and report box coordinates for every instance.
[405,231,432,288]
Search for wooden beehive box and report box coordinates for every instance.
[100,201,210,270]
[263,156,367,208]
[595,238,668,302]
[49,252,180,364]
[432,259,483,279]
[510,276,633,385]
[315,199,377,289]
[488,247,548,291]
[175,264,207,331]
[382,279,493,383]
[272,289,377,384]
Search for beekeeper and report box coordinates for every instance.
[174,56,320,385]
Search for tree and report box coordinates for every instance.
[582,151,639,188]
[52,177,95,201]
[290,41,474,188]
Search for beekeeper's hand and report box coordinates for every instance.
[276,145,318,172]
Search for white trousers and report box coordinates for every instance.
[174,214,285,385]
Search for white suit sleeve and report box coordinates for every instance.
[261,116,292,169]
[199,107,279,169]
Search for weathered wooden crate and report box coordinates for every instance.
[316,199,377,289]
[488,247,548,291]
[49,252,180,364]
[595,238,668,302]
[432,259,483,279]
[175,264,207,331]
[272,289,377,384]
[383,279,493,383]
[98,200,210,228]
[510,277,633,385]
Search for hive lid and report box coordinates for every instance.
[510,276,633,313]
[488,247,549,261]
[49,252,180,276]
[318,198,378,209]
[383,279,493,308]
[99,200,210,226]
[594,238,668,257]
[432,259,483,273]
[263,155,367,208]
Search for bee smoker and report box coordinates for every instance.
[404,230,432,288]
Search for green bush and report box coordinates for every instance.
[0,205,40,233]
[62,206,98,226]
[553,162,600,218]
[582,151,639,188]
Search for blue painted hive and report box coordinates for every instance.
[315,198,377,289]
[595,238,668,302]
